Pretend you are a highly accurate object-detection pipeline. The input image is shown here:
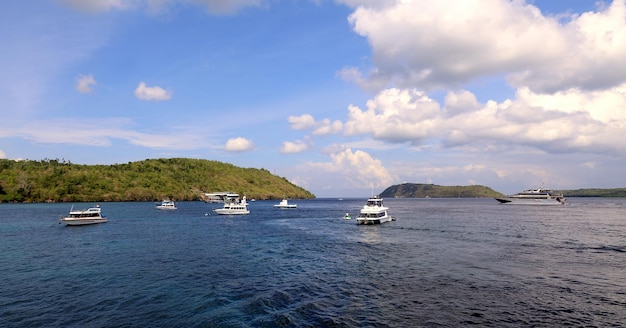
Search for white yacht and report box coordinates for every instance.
[60,205,108,226]
[495,188,565,205]
[356,196,395,225]
[214,196,250,215]
[274,198,297,208]
[156,199,177,210]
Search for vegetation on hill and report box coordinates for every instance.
[560,188,626,197]
[0,158,315,203]
[380,183,504,198]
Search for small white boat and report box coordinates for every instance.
[495,187,565,205]
[274,198,297,208]
[60,205,108,226]
[214,196,250,215]
[356,195,395,225]
[156,199,177,210]
[343,213,351,220]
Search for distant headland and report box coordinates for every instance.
[379,183,626,198]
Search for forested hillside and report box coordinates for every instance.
[380,183,504,198]
[560,188,626,197]
[0,158,315,202]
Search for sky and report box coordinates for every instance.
[1,0,626,198]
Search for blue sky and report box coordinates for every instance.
[2,0,626,197]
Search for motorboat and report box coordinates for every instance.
[60,205,108,226]
[274,198,297,208]
[495,187,565,205]
[214,196,250,215]
[343,213,351,220]
[156,199,177,210]
[356,195,395,225]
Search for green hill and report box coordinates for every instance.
[560,188,626,197]
[380,183,504,198]
[0,158,315,203]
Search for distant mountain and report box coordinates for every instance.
[380,183,504,198]
[560,188,626,197]
[0,158,315,203]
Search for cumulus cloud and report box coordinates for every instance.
[342,85,626,155]
[344,0,626,93]
[134,82,172,101]
[307,147,394,189]
[224,137,254,152]
[288,114,343,135]
[344,88,441,143]
[76,74,97,93]
[288,114,316,130]
[280,137,313,154]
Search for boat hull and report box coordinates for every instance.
[356,216,395,225]
[61,218,108,226]
[213,209,250,215]
[156,206,177,210]
[495,198,565,205]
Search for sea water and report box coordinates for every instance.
[1,198,625,327]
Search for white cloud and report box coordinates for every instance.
[76,74,97,93]
[288,114,343,135]
[344,88,441,143]
[306,147,394,189]
[134,82,172,101]
[342,85,626,155]
[313,119,343,135]
[4,118,215,150]
[288,114,316,130]
[0,150,5,159]
[345,0,626,93]
[280,137,313,154]
[224,137,254,152]
[509,0,626,92]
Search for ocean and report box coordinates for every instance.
[1,198,625,327]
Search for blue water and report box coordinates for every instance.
[1,198,625,327]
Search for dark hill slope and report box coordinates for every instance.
[0,158,314,202]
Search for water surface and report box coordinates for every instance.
[1,198,625,327]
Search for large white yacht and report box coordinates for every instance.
[60,205,108,226]
[495,187,565,205]
[214,196,250,215]
[356,195,395,225]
